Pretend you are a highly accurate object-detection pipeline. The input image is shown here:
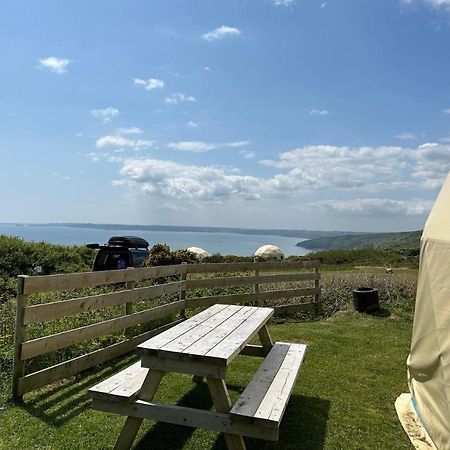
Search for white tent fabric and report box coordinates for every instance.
[254,244,284,260]
[407,172,450,449]
[186,246,210,260]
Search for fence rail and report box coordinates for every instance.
[12,260,320,400]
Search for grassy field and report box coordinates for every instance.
[0,292,414,449]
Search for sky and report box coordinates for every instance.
[2,0,450,232]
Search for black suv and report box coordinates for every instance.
[87,236,150,271]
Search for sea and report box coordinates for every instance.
[0,224,310,257]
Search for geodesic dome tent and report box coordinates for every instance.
[405,171,450,449]
[186,246,210,260]
[254,244,284,260]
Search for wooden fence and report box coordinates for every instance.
[12,260,320,400]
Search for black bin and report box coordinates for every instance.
[352,287,380,312]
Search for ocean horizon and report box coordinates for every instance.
[0,223,310,257]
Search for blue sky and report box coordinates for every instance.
[2,0,450,231]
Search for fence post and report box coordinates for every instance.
[314,263,321,315]
[180,262,188,318]
[12,275,29,401]
[253,258,260,306]
[125,277,136,338]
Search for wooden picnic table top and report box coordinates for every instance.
[136,304,274,367]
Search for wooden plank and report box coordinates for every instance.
[22,264,188,294]
[258,325,273,355]
[88,361,148,402]
[185,293,258,309]
[113,370,164,450]
[137,304,230,354]
[186,276,256,290]
[140,354,227,379]
[259,287,320,302]
[186,260,319,274]
[12,276,28,401]
[160,305,247,354]
[256,273,320,284]
[17,320,183,396]
[230,342,307,428]
[91,399,278,441]
[255,343,307,425]
[314,265,321,313]
[23,281,186,325]
[206,307,274,364]
[231,343,290,419]
[273,302,315,316]
[180,262,187,318]
[21,301,186,360]
[179,307,257,358]
[207,378,246,450]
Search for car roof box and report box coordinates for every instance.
[107,236,149,248]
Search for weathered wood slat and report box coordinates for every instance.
[89,361,148,403]
[21,301,186,360]
[179,307,257,357]
[273,302,315,316]
[256,272,320,283]
[240,344,265,357]
[230,342,307,428]
[16,320,183,396]
[137,304,230,353]
[159,306,246,354]
[259,287,320,302]
[91,399,279,441]
[22,264,188,294]
[186,260,319,274]
[186,276,256,289]
[205,308,274,363]
[23,281,185,325]
[185,293,258,309]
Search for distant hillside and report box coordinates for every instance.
[26,223,361,240]
[299,230,421,250]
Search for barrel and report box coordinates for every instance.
[352,287,380,312]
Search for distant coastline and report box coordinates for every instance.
[4,222,359,240]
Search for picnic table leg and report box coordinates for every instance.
[207,378,246,450]
[114,369,165,450]
[258,324,273,355]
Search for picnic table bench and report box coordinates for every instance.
[89,304,307,450]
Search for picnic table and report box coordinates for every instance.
[89,303,307,450]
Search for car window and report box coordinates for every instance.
[130,250,148,267]
[95,251,130,270]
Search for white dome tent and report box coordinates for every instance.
[396,171,450,449]
[254,244,284,260]
[186,246,210,260]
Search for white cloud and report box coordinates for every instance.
[312,198,432,217]
[167,140,250,152]
[241,150,256,159]
[204,66,211,71]
[96,135,154,149]
[38,57,71,74]
[91,107,120,123]
[443,108,450,114]
[411,0,450,9]
[202,26,241,42]
[394,132,417,140]
[309,109,329,116]
[272,0,297,5]
[187,121,199,128]
[114,127,143,135]
[116,159,262,202]
[321,2,327,8]
[133,78,164,90]
[165,92,196,104]
[413,143,450,188]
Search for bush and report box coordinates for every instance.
[144,243,197,267]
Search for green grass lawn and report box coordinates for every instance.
[0,308,413,450]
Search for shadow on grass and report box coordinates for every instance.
[134,387,329,450]
[20,356,136,427]
[366,308,391,318]
[133,382,213,450]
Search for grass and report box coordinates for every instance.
[0,304,413,450]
